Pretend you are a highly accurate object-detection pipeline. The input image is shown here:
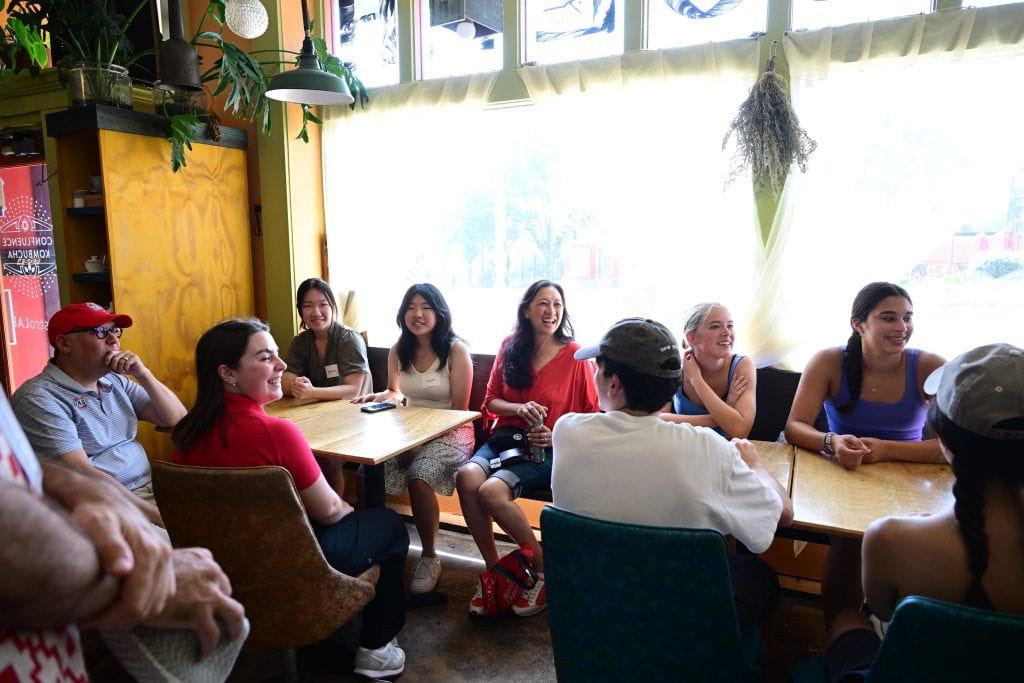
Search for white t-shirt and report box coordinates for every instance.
[551,411,783,553]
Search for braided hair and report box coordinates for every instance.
[929,402,1024,610]
[836,282,912,414]
[502,280,574,390]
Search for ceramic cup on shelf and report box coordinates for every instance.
[84,256,104,273]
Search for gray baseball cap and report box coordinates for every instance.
[923,343,1024,441]
[575,317,682,379]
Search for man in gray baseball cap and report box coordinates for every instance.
[552,317,792,631]
[923,342,1024,441]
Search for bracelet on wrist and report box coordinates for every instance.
[822,431,836,456]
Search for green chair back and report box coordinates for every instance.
[867,595,1024,683]
[540,505,758,682]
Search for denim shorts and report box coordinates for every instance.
[468,442,553,499]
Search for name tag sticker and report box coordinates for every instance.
[74,397,88,410]
[324,364,340,378]
[423,375,440,388]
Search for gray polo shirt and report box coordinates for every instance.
[11,362,152,490]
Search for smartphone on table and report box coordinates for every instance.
[360,402,397,414]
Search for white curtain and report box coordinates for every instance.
[760,5,1024,368]
[321,41,765,353]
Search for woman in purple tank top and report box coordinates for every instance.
[784,282,946,628]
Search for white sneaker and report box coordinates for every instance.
[409,555,442,594]
[353,638,405,679]
[511,578,547,617]
[469,580,486,617]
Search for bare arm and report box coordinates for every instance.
[659,412,721,429]
[448,340,473,410]
[297,473,352,525]
[290,372,366,401]
[282,371,301,397]
[685,356,757,438]
[862,517,903,620]
[0,479,119,628]
[353,346,402,403]
[785,349,838,452]
[111,353,187,428]
[38,460,176,628]
[57,448,163,526]
[734,439,794,527]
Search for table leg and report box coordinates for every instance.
[363,463,385,508]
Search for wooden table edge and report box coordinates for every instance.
[311,410,481,466]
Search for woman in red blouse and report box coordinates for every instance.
[456,280,599,617]
[171,319,408,679]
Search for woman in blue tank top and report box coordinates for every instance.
[659,303,756,439]
[784,282,946,629]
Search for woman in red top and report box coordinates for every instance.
[456,280,599,617]
[171,319,409,679]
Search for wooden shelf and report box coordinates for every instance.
[67,206,104,216]
[46,104,247,150]
[72,271,111,282]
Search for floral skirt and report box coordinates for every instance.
[384,421,475,496]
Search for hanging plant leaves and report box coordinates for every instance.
[723,44,817,196]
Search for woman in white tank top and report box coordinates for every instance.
[354,284,474,594]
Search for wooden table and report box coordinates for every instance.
[751,440,795,494]
[790,447,954,538]
[266,398,480,506]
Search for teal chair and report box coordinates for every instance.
[792,595,1024,682]
[540,506,760,682]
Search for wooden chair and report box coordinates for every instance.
[151,462,380,674]
[792,595,1024,682]
[540,506,760,682]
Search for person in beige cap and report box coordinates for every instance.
[11,302,186,524]
[824,343,1024,681]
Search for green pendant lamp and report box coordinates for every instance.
[266,0,353,106]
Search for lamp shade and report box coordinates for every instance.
[157,0,202,90]
[225,0,269,40]
[266,52,354,106]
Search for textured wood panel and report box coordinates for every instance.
[98,129,254,460]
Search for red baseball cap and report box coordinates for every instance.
[48,302,133,347]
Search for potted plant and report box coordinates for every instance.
[166,0,366,171]
[5,0,153,108]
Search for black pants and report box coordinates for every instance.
[730,553,781,630]
[313,507,410,649]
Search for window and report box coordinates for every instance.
[774,21,1024,367]
[791,0,932,32]
[420,1,503,79]
[647,0,768,51]
[337,0,400,88]
[322,46,763,354]
[524,0,623,65]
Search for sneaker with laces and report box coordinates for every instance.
[511,578,546,617]
[352,638,405,679]
[409,555,442,594]
[468,580,486,616]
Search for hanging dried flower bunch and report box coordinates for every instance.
[723,42,817,195]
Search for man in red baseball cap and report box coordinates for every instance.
[11,302,186,524]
